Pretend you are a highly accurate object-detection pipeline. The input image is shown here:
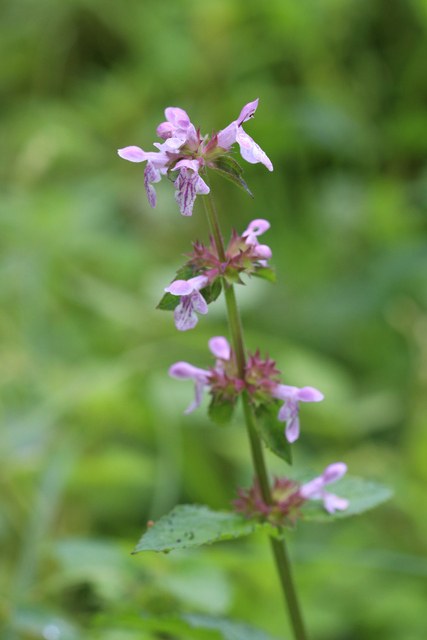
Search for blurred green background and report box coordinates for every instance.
[1,0,427,638]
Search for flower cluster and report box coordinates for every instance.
[118,100,273,216]
[162,219,273,331]
[169,337,323,443]
[233,463,349,525]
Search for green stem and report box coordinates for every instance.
[202,191,309,640]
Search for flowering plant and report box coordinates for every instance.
[119,101,392,640]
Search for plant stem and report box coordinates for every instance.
[202,190,309,640]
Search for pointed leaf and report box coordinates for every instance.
[157,291,180,311]
[201,278,222,304]
[133,504,273,553]
[255,403,292,465]
[210,155,254,198]
[208,398,235,425]
[253,266,276,283]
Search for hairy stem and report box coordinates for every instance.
[202,190,309,640]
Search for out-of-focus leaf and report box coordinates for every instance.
[208,399,234,425]
[133,505,272,553]
[255,403,292,465]
[253,266,276,283]
[97,612,283,640]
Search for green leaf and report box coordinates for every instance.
[298,475,393,521]
[255,403,292,465]
[133,504,272,553]
[210,155,254,198]
[253,266,276,283]
[134,482,392,554]
[97,612,283,640]
[157,291,180,311]
[208,398,235,425]
[202,277,223,304]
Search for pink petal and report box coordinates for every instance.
[174,300,199,331]
[272,384,299,401]
[237,99,259,125]
[165,280,194,296]
[295,387,324,403]
[191,291,208,315]
[208,336,231,360]
[323,492,349,514]
[321,462,347,485]
[157,122,175,139]
[243,219,271,237]
[168,362,207,380]
[236,130,273,171]
[285,415,300,443]
[118,146,147,163]
[252,244,272,259]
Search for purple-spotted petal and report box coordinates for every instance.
[118,146,147,163]
[174,170,197,217]
[208,336,231,360]
[174,298,199,331]
[144,162,161,208]
[295,387,324,403]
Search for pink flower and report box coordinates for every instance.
[168,361,211,414]
[168,336,236,413]
[217,99,273,171]
[241,219,272,262]
[164,275,209,331]
[272,384,324,443]
[118,101,272,215]
[117,147,169,208]
[299,463,349,514]
[173,159,210,217]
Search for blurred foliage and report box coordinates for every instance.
[1,0,427,638]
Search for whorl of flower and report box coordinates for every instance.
[233,463,349,527]
[233,477,305,527]
[118,100,273,216]
[244,350,281,405]
[184,218,272,285]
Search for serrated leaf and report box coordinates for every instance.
[133,505,272,553]
[208,398,235,425]
[253,266,276,283]
[299,475,393,521]
[210,155,254,198]
[255,403,292,465]
[134,482,392,554]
